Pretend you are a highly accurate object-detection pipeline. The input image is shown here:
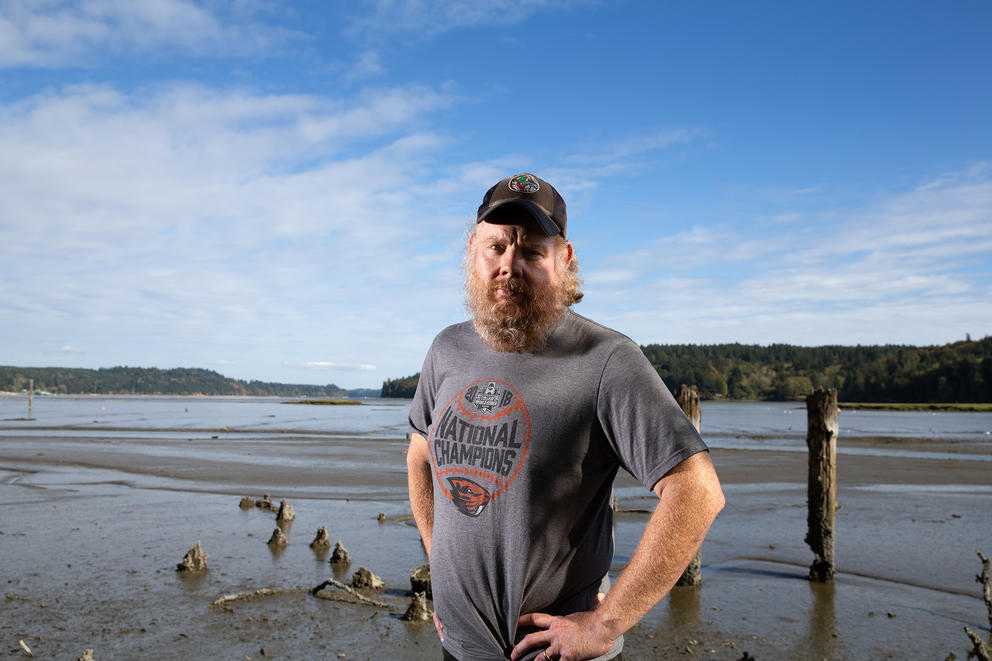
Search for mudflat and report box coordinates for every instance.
[1,427,990,660]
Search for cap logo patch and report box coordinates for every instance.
[508,174,540,194]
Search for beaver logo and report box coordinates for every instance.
[429,378,530,518]
[447,477,490,517]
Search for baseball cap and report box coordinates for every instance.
[476,173,567,237]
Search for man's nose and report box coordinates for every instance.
[498,245,521,276]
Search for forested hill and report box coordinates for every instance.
[641,337,992,402]
[0,366,348,398]
[377,337,992,402]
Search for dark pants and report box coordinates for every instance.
[442,649,622,660]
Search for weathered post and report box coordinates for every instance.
[805,388,838,582]
[29,378,34,417]
[675,384,702,587]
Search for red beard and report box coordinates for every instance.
[466,271,565,353]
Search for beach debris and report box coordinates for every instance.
[276,499,295,524]
[19,639,34,657]
[964,626,991,661]
[211,588,302,607]
[176,541,208,572]
[267,527,288,548]
[310,526,331,552]
[977,549,991,628]
[76,650,95,661]
[410,564,432,598]
[377,512,386,523]
[330,540,351,565]
[239,496,254,509]
[311,578,390,609]
[805,387,839,582]
[255,493,277,512]
[736,653,756,661]
[402,591,432,622]
[351,566,385,590]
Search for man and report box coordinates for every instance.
[407,173,724,661]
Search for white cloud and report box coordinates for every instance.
[0,0,296,68]
[349,0,595,39]
[0,80,469,385]
[582,166,992,347]
[297,361,378,372]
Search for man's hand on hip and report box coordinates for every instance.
[510,594,616,661]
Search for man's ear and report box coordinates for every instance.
[561,240,574,267]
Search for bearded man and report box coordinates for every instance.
[407,173,724,661]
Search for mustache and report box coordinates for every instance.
[489,277,529,296]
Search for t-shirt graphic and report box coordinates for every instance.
[428,378,531,517]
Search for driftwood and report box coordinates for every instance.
[964,626,991,661]
[978,550,992,629]
[211,588,302,607]
[311,578,390,609]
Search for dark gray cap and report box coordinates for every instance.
[476,173,567,237]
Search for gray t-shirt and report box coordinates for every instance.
[408,311,707,661]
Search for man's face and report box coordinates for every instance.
[466,217,574,352]
[471,220,565,302]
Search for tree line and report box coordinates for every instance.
[7,337,990,401]
[378,336,992,402]
[641,336,992,402]
[0,366,347,398]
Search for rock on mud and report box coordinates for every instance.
[276,499,295,524]
[255,494,276,512]
[351,566,385,590]
[176,541,208,572]
[410,564,432,598]
[330,540,351,565]
[77,650,95,661]
[310,525,331,551]
[402,592,432,622]
[267,527,289,548]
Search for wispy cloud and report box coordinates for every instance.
[0,0,298,68]
[581,166,992,346]
[295,361,378,372]
[348,0,595,40]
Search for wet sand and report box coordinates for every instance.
[1,429,990,660]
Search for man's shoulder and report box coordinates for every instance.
[429,320,478,351]
[560,310,641,352]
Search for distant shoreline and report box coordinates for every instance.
[839,402,992,412]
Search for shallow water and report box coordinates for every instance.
[1,395,991,660]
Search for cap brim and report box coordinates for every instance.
[477,199,561,236]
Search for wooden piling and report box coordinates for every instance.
[29,378,34,416]
[675,384,702,587]
[805,388,839,582]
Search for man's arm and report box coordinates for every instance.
[406,432,435,558]
[511,450,724,661]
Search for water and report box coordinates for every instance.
[1,395,990,660]
[3,395,990,459]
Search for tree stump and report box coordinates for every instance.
[806,388,838,582]
[675,384,702,587]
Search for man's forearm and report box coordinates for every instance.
[597,451,724,638]
[406,432,435,558]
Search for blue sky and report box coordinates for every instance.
[1,1,990,389]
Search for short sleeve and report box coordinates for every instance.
[408,338,439,438]
[596,340,708,491]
